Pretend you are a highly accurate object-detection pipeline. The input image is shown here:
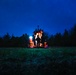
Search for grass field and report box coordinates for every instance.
[0,47,76,75]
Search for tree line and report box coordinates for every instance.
[0,34,29,47]
[0,24,76,47]
[48,24,76,47]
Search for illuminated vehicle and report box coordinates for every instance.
[29,26,48,48]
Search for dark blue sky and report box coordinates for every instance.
[0,0,76,36]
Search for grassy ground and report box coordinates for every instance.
[0,47,76,75]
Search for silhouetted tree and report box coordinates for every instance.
[44,32,49,42]
[48,35,54,46]
[10,35,18,47]
[62,29,69,46]
[54,33,62,46]
[0,37,3,47]
[19,34,29,47]
[3,33,11,47]
[70,24,76,46]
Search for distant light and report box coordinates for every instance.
[29,36,33,39]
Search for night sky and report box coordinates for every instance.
[0,0,76,36]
